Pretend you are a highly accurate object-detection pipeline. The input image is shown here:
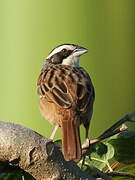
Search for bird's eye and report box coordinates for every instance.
[62,48,67,53]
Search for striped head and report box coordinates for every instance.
[45,44,88,67]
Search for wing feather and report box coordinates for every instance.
[37,65,94,112]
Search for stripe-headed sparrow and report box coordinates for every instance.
[37,44,95,162]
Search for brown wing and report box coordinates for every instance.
[37,65,94,113]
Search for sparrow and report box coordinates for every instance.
[37,44,95,162]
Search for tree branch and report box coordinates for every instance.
[82,112,135,152]
[107,171,135,178]
[0,121,95,180]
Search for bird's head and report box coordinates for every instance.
[45,44,88,67]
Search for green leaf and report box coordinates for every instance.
[108,130,135,164]
[84,142,115,171]
[54,139,62,145]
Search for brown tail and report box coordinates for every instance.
[61,111,82,162]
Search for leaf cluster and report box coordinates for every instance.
[79,130,135,179]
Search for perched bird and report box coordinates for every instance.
[37,44,95,162]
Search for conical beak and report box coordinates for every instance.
[72,46,88,56]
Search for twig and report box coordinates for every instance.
[82,162,111,180]
[98,124,128,141]
[105,161,120,173]
[22,176,25,180]
[82,125,127,151]
[82,112,135,151]
[91,166,111,180]
[107,171,135,178]
[99,112,135,139]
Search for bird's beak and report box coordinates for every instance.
[72,46,88,56]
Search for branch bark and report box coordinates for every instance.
[0,121,95,180]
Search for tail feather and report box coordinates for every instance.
[61,111,81,162]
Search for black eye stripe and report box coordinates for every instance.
[47,49,73,65]
[60,49,73,57]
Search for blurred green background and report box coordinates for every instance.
[0,0,135,140]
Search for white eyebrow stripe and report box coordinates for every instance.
[46,45,75,59]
